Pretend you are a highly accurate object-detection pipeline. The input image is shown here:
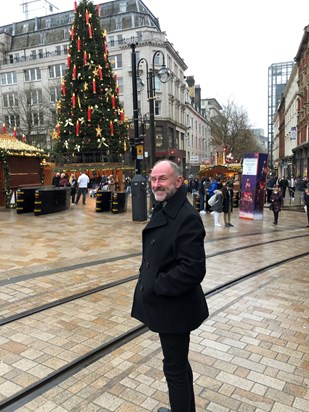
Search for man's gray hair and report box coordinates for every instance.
[153,160,182,177]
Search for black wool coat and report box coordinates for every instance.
[131,185,209,334]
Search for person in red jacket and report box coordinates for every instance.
[131,160,208,412]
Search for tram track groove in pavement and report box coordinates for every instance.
[1,234,308,326]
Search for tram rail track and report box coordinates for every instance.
[1,233,308,326]
[0,251,307,412]
[0,225,306,286]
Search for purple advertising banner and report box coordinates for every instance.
[239,153,268,220]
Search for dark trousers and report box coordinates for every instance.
[75,188,87,204]
[205,193,211,212]
[71,188,76,203]
[266,189,272,203]
[273,210,279,224]
[159,333,195,412]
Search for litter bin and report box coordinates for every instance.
[34,187,70,215]
[193,193,200,212]
[131,174,147,221]
[233,191,239,208]
[111,192,128,214]
[96,190,112,212]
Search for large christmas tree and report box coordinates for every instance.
[54,0,128,162]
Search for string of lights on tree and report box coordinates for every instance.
[54,0,128,160]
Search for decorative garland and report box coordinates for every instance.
[0,150,11,208]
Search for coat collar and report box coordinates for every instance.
[145,185,187,230]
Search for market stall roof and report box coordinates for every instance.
[57,162,135,172]
[0,134,45,157]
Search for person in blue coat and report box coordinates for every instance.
[131,160,208,412]
[208,178,217,197]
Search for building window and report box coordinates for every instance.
[156,126,163,147]
[4,114,20,127]
[154,75,162,93]
[48,64,66,78]
[117,77,123,94]
[26,89,43,105]
[32,111,44,126]
[55,46,61,55]
[168,127,174,147]
[115,17,122,30]
[3,92,19,108]
[50,86,61,103]
[155,100,161,116]
[119,1,127,12]
[24,68,41,81]
[1,71,17,85]
[153,52,161,66]
[110,54,122,69]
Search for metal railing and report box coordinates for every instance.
[2,49,67,66]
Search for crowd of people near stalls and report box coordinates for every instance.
[266,174,308,202]
[51,171,133,200]
[184,176,235,227]
[184,174,309,228]
[52,172,125,191]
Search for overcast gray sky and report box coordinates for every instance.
[1,0,308,133]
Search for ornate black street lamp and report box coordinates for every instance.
[129,42,148,221]
[137,50,171,170]
[130,42,141,174]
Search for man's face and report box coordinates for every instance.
[150,162,183,202]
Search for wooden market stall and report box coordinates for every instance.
[0,134,45,208]
[198,164,242,191]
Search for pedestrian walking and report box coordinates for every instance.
[69,174,78,203]
[304,187,309,227]
[278,177,289,199]
[75,170,90,205]
[52,172,60,187]
[222,181,234,227]
[59,172,68,187]
[211,189,223,227]
[288,176,296,200]
[270,184,283,225]
[204,177,212,213]
[131,160,208,412]
[198,177,206,214]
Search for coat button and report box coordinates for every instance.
[140,285,144,292]
[151,239,156,245]
[146,262,150,268]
